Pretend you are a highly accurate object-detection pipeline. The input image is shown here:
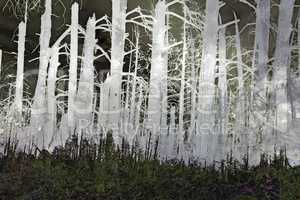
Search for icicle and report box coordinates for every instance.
[15,21,26,114]
[148,0,167,134]
[271,0,295,135]
[47,45,60,148]
[67,2,79,135]
[31,0,52,149]
[108,0,127,128]
[75,16,96,135]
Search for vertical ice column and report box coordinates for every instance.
[272,0,295,134]
[148,0,167,134]
[198,0,219,133]
[15,21,27,114]
[75,16,96,134]
[67,3,79,135]
[108,0,127,128]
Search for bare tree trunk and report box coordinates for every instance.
[234,13,246,131]
[179,6,187,136]
[271,0,295,135]
[31,0,52,149]
[15,21,26,114]
[67,2,79,135]
[148,0,167,134]
[75,16,96,135]
[218,26,228,135]
[108,0,127,129]
[47,45,59,148]
[198,0,219,133]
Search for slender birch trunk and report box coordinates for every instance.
[67,2,79,135]
[31,0,52,149]
[108,0,127,128]
[271,0,295,134]
[75,16,96,134]
[198,0,219,133]
[15,21,27,114]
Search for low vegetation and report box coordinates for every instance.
[0,133,299,200]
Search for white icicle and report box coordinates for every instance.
[15,21,26,114]
[67,2,79,135]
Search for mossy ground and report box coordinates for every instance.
[0,134,299,200]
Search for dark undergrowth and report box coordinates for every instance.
[0,133,299,200]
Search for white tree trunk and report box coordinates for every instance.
[190,39,197,134]
[75,16,96,134]
[272,0,295,134]
[161,3,169,130]
[218,26,228,135]
[15,21,27,114]
[129,31,139,128]
[148,1,167,134]
[234,13,246,131]
[47,45,60,148]
[108,0,127,128]
[178,6,187,136]
[198,0,219,133]
[31,0,52,149]
[67,2,79,135]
